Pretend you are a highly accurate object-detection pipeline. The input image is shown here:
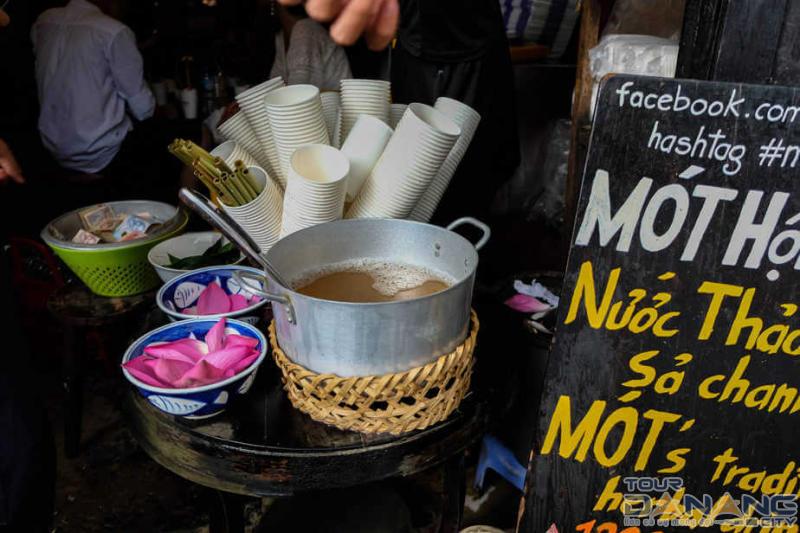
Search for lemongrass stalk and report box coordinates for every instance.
[197,157,222,180]
[222,173,248,204]
[168,142,194,166]
[184,141,215,166]
[240,167,263,195]
[234,168,259,198]
[214,176,243,206]
[192,162,223,197]
[228,173,255,203]
[213,156,234,175]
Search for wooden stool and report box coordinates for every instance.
[47,285,154,457]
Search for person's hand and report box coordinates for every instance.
[278,0,399,51]
[0,140,25,184]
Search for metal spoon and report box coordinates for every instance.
[178,188,291,288]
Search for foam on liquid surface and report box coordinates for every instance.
[292,258,455,302]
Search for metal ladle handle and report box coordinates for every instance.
[178,188,291,287]
[179,188,265,266]
[233,270,297,325]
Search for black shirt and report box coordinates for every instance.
[397,0,506,63]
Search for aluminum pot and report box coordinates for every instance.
[234,217,489,376]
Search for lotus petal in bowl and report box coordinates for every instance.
[121,318,267,418]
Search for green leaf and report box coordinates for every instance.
[202,238,224,257]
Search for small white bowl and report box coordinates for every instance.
[156,265,269,323]
[148,232,245,283]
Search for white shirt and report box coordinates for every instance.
[32,0,155,173]
[270,19,352,91]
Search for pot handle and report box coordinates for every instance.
[446,217,491,251]
[233,270,297,325]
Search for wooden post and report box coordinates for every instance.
[678,0,790,84]
[563,0,602,245]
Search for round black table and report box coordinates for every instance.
[48,284,156,457]
[125,324,489,532]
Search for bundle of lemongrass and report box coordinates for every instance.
[169,139,262,207]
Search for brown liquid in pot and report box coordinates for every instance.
[294,260,453,303]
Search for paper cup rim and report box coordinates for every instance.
[264,84,320,108]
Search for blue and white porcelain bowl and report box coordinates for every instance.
[156,265,269,324]
[122,318,268,418]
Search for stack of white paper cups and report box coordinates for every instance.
[347,103,461,219]
[390,103,407,129]
[281,144,349,237]
[339,79,391,141]
[264,85,330,188]
[340,115,393,203]
[320,91,341,148]
[409,98,481,222]
[210,140,259,169]
[234,77,284,180]
[219,166,283,252]
[217,112,271,171]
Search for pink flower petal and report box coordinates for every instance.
[504,293,551,313]
[184,306,199,315]
[205,318,226,352]
[202,345,252,370]
[152,358,194,385]
[230,352,259,374]
[175,360,228,388]
[197,282,231,315]
[144,339,207,363]
[229,293,249,311]
[224,334,259,349]
[123,356,172,387]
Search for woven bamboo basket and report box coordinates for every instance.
[269,311,479,435]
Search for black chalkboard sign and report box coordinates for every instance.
[519,74,800,533]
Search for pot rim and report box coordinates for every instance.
[265,218,479,308]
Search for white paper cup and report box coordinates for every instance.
[339,79,391,139]
[211,140,259,169]
[235,77,284,103]
[237,108,280,180]
[409,98,481,222]
[320,91,340,147]
[390,103,407,128]
[263,84,319,107]
[235,78,285,179]
[265,85,330,185]
[281,144,349,237]
[218,113,274,175]
[220,166,283,252]
[347,103,460,219]
[340,115,393,202]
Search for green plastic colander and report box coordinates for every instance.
[42,201,189,297]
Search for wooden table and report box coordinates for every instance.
[125,336,489,532]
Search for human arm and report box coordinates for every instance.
[0,139,24,184]
[277,0,398,51]
[108,27,156,121]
